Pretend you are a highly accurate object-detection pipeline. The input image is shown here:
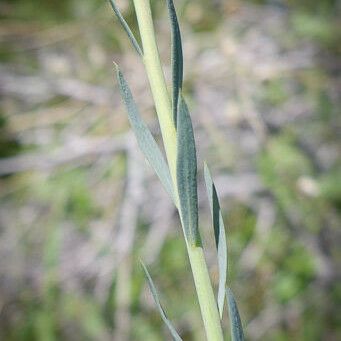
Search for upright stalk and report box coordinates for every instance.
[132,1,224,340]
[132,0,177,184]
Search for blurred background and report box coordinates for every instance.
[0,0,340,340]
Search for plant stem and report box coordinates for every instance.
[132,1,224,340]
[187,244,225,341]
[132,0,177,185]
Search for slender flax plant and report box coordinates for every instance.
[109,1,244,340]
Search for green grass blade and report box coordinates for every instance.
[204,163,228,318]
[226,288,244,341]
[115,65,174,200]
[166,0,183,127]
[108,0,143,56]
[176,95,200,246]
[141,262,183,341]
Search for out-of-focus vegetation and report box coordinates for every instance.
[0,0,339,340]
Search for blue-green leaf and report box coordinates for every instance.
[226,288,244,341]
[204,163,228,318]
[166,0,183,127]
[115,65,174,200]
[141,262,183,341]
[176,95,200,246]
[108,0,143,56]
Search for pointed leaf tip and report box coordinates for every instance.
[204,162,228,318]
[227,288,244,341]
[108,0,143,56]
[141,262,183,341]
[116,68,174,201]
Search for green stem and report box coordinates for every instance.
[132,1,224,340]
[187,244,225,341]
[132,0,177,185]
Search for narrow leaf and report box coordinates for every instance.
[108,0,143,56]
[141,262,183,341]
[115,65,174,200]
[166,0,183,126]
[204,163,228,318]
[176,95,200,246]
[226,288,244,341]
